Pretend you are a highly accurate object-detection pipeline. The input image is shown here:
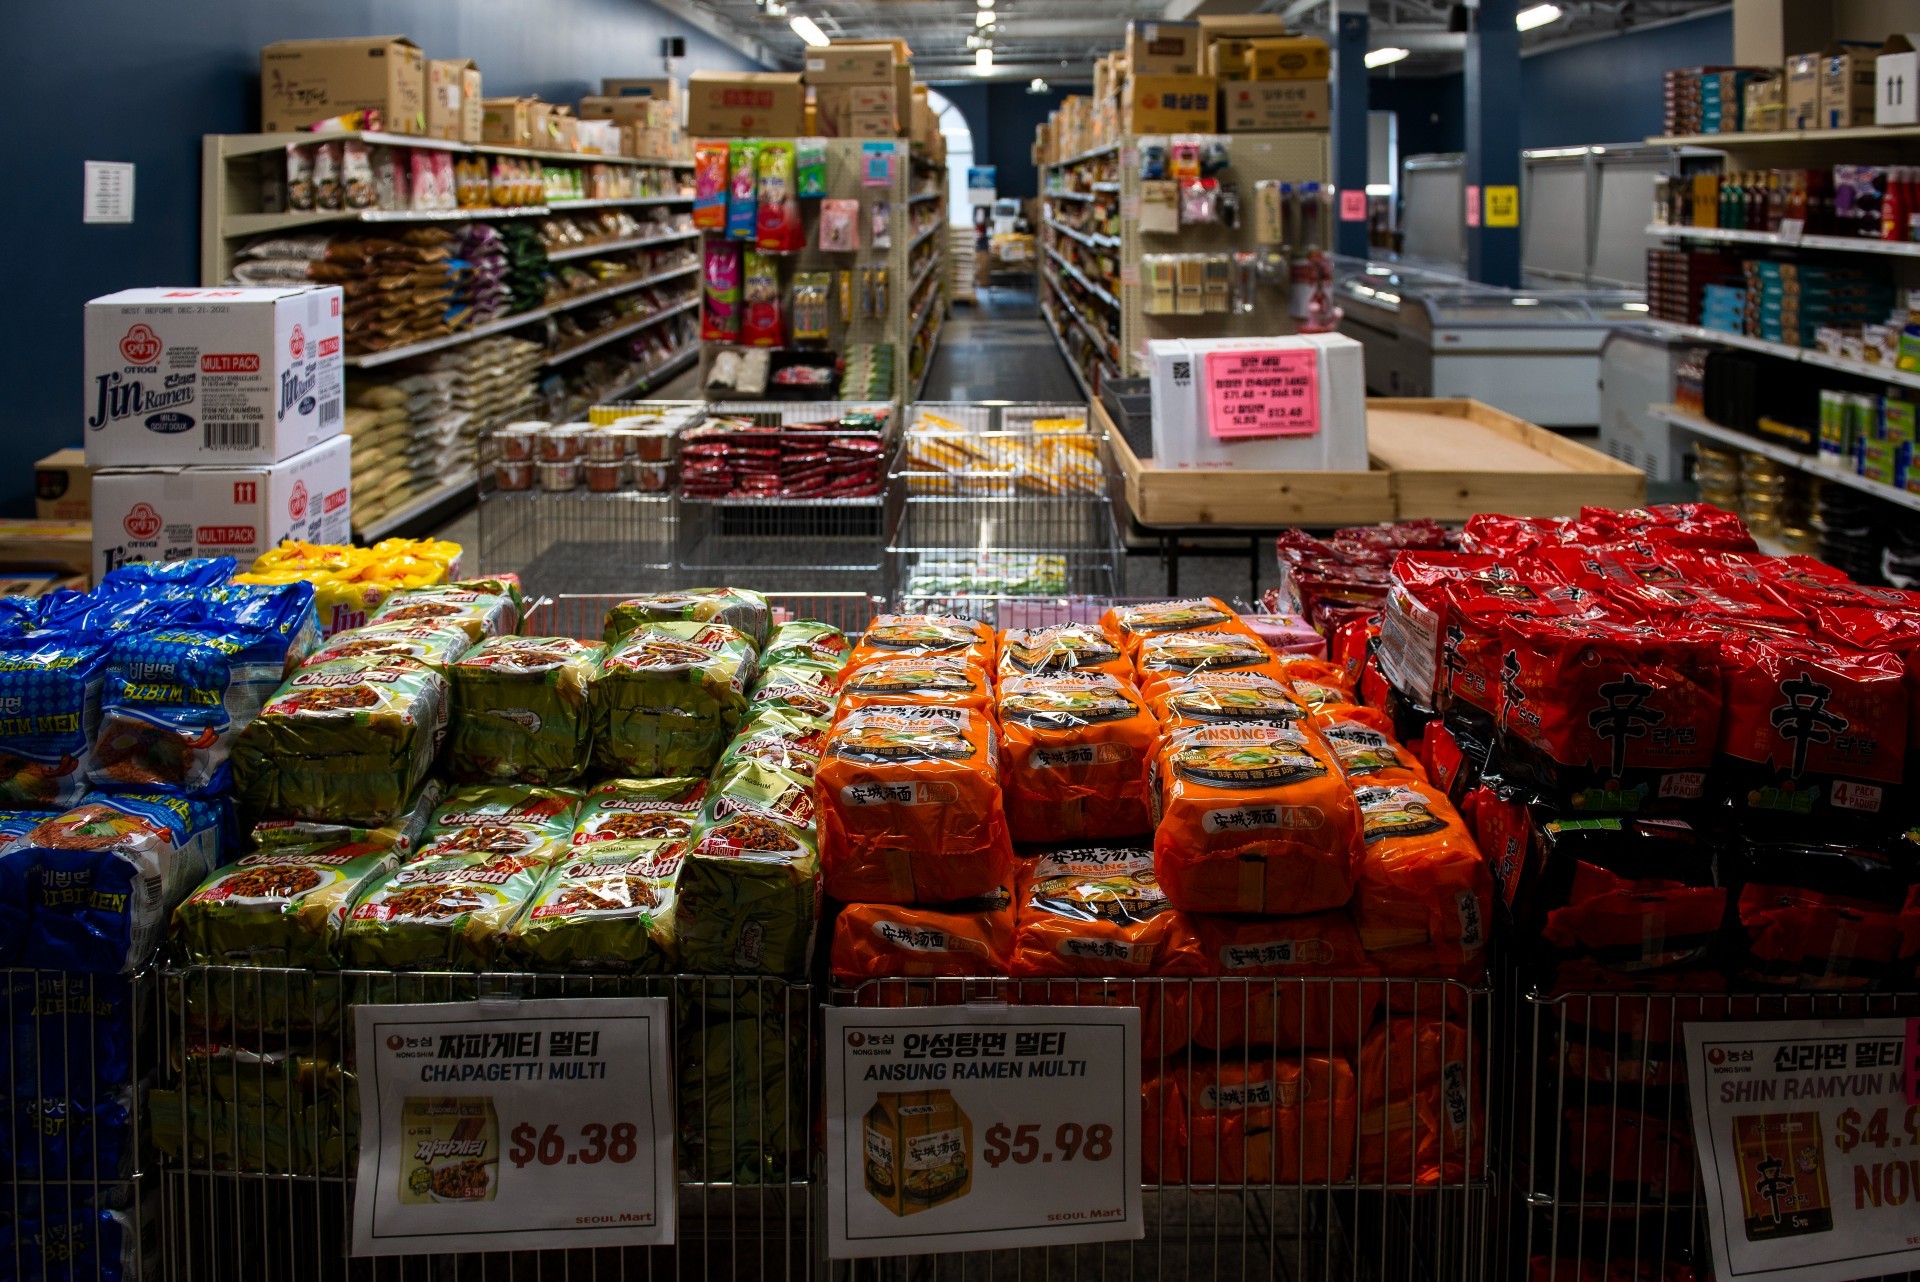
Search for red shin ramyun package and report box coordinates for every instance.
[1440,577,1610,728]
[1375,553,1503,710]
[1495,615,1723,816]
[1458,514,1578,555]
[1734,841,1908,991]
[1575,502,1756,553]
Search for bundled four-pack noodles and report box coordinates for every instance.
[998,672,1159,842]
[1100,597,1252,660]
[232,655,449,825]
[10,1080,140,1181]
[1313,706,1427,785]
[0,1194,157,1282]
[1356,1016,1481,1186]
[1151,720,1359,916]
[603,587,771,650]
[1182,1054,1358,1186]
[16,791,224,974]
[341,843,553,971]
[760,620,850,674]
[0,635,111,809]
[719,709,830,782]
[1147,671,1305,730]
[831,885,1015,982]
[417,784,581,861]
[748,663,840,721]
[1349,780,1490,981]
[447,635,604,785]
[672,813,820,977]
[369,580,521,643]
[572,776,706,849]
[306,619,474,669]
[1564,1105,1695,1201]
[848,614,996,675]
[246,778,441,861]
[173,837,401,968]
[997,623,1132,681]
[836,656,993,718]
[818,705,1012,905]
[1187,911,1377,1052]
[1733,839,1909,991]
[507,840,683,974]
[590,622,757,777]
[1133,629,1285,701]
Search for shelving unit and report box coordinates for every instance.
[1649,402,1920,513]
[1644,221,1920,258]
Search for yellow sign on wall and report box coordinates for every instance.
[1484,185,1519,228]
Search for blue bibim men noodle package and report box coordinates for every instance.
[0,809,59,965]
[5,1086,136,1180]
[0,1188,157,1282]
[2,971,139,1102]
[18,792,225,975]
[98,557,237,593]
[0,636,111,810]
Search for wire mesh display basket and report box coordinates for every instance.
[522,591,885,642]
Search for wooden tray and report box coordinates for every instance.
[1366,398,1645,521]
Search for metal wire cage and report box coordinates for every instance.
[156,967,816,1282]
[829,975,1493,1282]
[2,967,164,1282]
[521,592,885,642]
[1497,978,1920,1282]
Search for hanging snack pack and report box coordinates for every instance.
[997,624,1132,680]
[693,141,729,230]
[755,141,805,253]
[998,673,1159,843]
[831,886,1015,982]
[590,623,757,777]
[703,240,743,343]
[173,837,401,968]
[1152,720,1359,915]
[726,141,759,240]
[672,817,820,977]
[818,706,1012,905]
[507,840,683,973]
[1184,1055,1358,1186]
[1348,780,1492,980]
[232,656,450,825]
[742,251,784,347]
[849,614,996,674]
[602,588,771,649]
[838,657,994,719]
[0,636,110,808]
[341,844,552,971]
[446,636,603,785]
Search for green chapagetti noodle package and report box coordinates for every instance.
[149,1046,352,1176]
[505,841,685,973]
[232,657,449,825]
[306,620,475,670]
[716,709,830,782]
[677,1005,804,1185]
[601,589,771,650]
[340,843,558,971]
[415,784,582,861]
[173,838,402,968]
[368,582,520,644]
[590,623,758,777]
[761,621,849,673]
[447,636,604,785]
[747,664,839,721]
[572,776,709,848]
[247,779,444,859]
[671,815,820,978]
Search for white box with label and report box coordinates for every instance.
[1875,35,1920,125]
[1147,334,1368,469]
[84,286,344,467]
[92,435,352,579]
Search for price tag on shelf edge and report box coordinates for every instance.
[1683,1017,1920,1282]
[352,997,675,1257]
[825,1005,1143,1259]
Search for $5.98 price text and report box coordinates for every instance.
[983,1121,1114,1169]
[508,1121,642,1169]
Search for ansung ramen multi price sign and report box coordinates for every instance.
[825,1005,1143,1259]
[352,997,675,1256]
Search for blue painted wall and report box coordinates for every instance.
[934,82,1091,200]
[1370,73,1465,157]
[4,0,761,515]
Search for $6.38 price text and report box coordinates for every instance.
[508,1121,642,1169]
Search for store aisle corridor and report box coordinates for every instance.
[919,286,1082,404]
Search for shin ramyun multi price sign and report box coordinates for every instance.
[351,997,676,1256]
[825,1005,1144,1259]
[1685,1018,1920,1282]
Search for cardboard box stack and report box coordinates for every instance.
[261,36,428,134]
[687,70,806,137]
[82,287,353,580]
[802,39,913,139]
[1665,34,1920,135]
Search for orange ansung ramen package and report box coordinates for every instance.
[1349,780,1492,981]
[997,623,1133,681]
[816,705,1012,905]
[997,673,1159,842]
[1311,706,1429,785]
[848,614,995,675]
[1185,1055,1358,1186]
[1133,629,1285,701]
[1187,912,1379,1052]
[1151,721,1360,915]
[835,656,994,719]
[1148,671,1305,730]
[1356,1017,1482,1185]
[830,885,1014,983]
[1101,598,1254,658]
[1278,658,1358,714]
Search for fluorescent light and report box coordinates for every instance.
[1364,46,1409,68]
[1513,297,1539,306]
[789,14,829,45]
[978,0,994,7]
[1516,3,1561,31]
[976,47,993,70]
[1622,301,1650,312]
[1365,183,1392,196]
[1029,77,1050,93]
[976,10,994,26]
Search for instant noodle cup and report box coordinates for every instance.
[174,839,401,967]
[505,841,683,972]
[1100,598,1251,659]
[0,636,109,808]
[1151,721,1360,916]
[1134,630,1284,702]
[996,623,1132,681]
[370,584,517,643]
[1349,781,1490,980]
[718,710,831,782]
[672,816,820,977]
[1147,671,1304,730]
[1184,1055,1357,1186]
[306,620,473,669]
[1733,840,1907,991]
[1312,707,1428,785]
[837,657,993,719]
[748,664,840,721]
[830,886,1015,983]
[589,623,757,777]
[762,620,851,673]
[848,614,995,676]
[447,636,603,785]
[997,673,1158,842]
[417,785,581,862]
[341,845,553,970]
[706,758,817,833]
[602,588,771,650]
[1356,1017,1481,1186]
[571,776,707,850]
[817,706,1012,905]
[1187,912,1377,1052]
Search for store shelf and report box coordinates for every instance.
[215,130,693,168]
[1649,124,1920,150]
[1046,190,1099,203]
[1052,141,1121,167]
[356,470,479,543]
[1650,403,1920,513]
[1644,222,1920,258]
[1045,246,1120,310]
[579,344,700,405]
[910,191,941,204]
[908,256,940,303]
[542,228,699,263]
[1091,181,1120,193]
[1047,218,1119,251]
[1041,306,1097,403]
[224,194,690,239]
[1043,271,1120,372]
[909,222,941,250]
[912,313,946,400]
[1640,318,1920,390]
[543,298,699,366]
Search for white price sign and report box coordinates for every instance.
[825,1005,1143,1259]
[352,997,676,1257]
[1684,1018,1920,1282]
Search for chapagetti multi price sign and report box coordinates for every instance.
[351,997,676,1256]
[825,1005,1143,1258]
[1684,1018,1920,1282]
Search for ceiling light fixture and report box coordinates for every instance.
[1516,4,1562,31]
[789,13,830,45]
[976,47,994,71]
[1364,46,1409,68]
[1029,77,1049,93]
[978,0,994,9]
[976,10,994,26]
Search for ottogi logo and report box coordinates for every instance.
[289,480,308,520]
[289,324,305,359]
[123,503,162,541]
[120,325,161,366]
[196,525,258,547]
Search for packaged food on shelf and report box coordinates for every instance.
[848,613,995,674]
[369,581,521,642]
[672,815,820,977]
[447,635,604,784]
[837,656,994,718]
[1348,780,1491,981]
[340,842,554,970]
[831,886,1015,982]
[602,587,771,648]
[589,622,758,776]
[506,839,683,972]
[173,837,403,968]
[571,776,707,848]
[305,619,474,669]
[998,672,1158,842]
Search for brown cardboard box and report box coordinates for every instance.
[1198,14,1293,38]
[426,59,482,142]
[1222,80,1330,130]
[34,450,91,522]
[895,63,914,121]
[529,100,558,149]
[1246,36,1330,80]
[602,77,683,118]
[1819,42,1879,129]
[577,95,655,123]
[1208,38,1256,80]
[841,113,899,138]
[0,521,93,576]
[1093,56,1114,101]
[1785,51,1821,130]
[260,36,427,134]
[805,42,896,84]
[837,36,912,63]
[688,71,805,137]
[481,97,538,147]
[551,108,579,153]
[817,84,897,136]
[1126,75,1219,132]
[1127,20,1203,75]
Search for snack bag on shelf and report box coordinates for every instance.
[838,656,995,719]
[1184,1055,1357,1186]
[1312,706,1428,786]
[1133,629,1286,701]
[602,588,772,650]
[997,673,1159,842]
[1355,1016,1481,1185]
[0,635,110,808]
[589,623,757,778]
[761,621,850,674]
[1146,670,1305,730]
[369,583,518,643]
[506,840,683,973]
[830,886,1016,983]
[702,240,743,343]
[996,623,1132,681]
[1152,720,1359,916]
[726,141,760,241]
[693,141,729,231]
[571,776,706,849]
[848,614,996,674]
[671,815,819,977]
[1349,780,1492,982]
[718,710,831,783]
[1187,912,1377,1052]
[174,837,402,968]
[446,636,603,785]
[817,705,1012,905]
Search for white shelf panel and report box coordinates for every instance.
[226,195,691,239]
[1645,222,1920,258]
[1639,319,1920,391]
[545,228,698,263]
